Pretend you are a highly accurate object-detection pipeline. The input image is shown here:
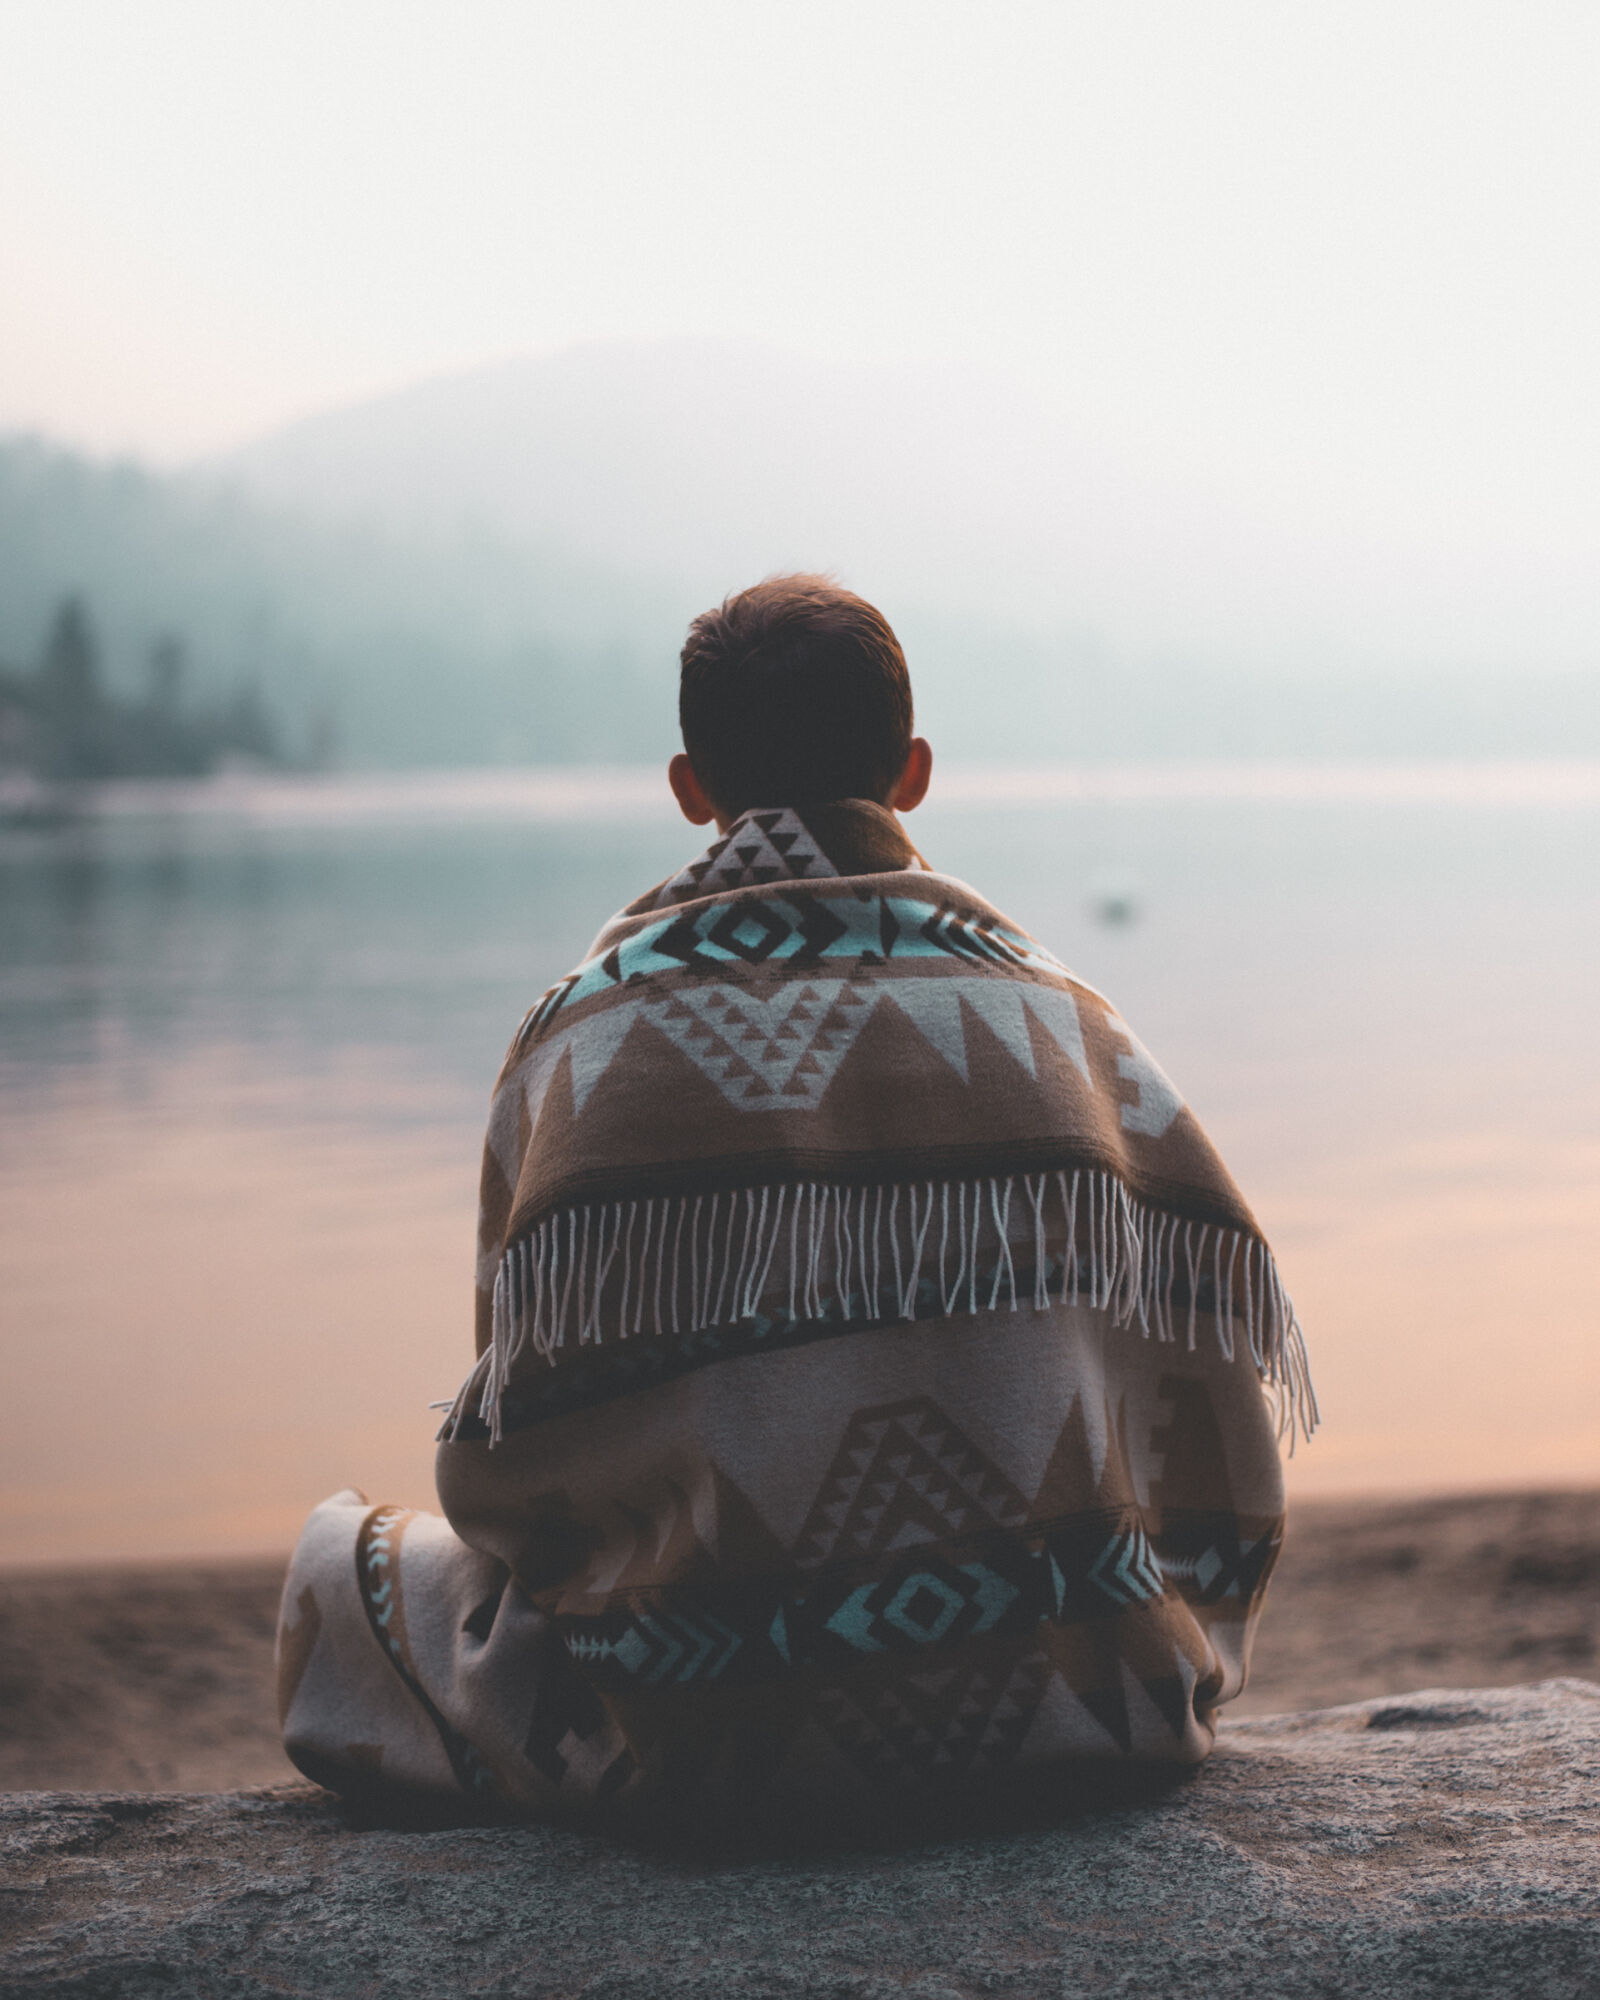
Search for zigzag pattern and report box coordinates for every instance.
[1086,1523,1165,1606]
[534,890,1075,1029]
[651,809,837,905]
[555,1511,1168,1696]
[645,979,874,1106]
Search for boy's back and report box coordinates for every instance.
[277,579,1313,1833]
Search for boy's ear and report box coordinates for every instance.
[668,753,721,827]
[890,737,933,814]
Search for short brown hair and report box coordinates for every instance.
[678,574,913,816]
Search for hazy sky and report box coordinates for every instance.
[3,1,1599,584]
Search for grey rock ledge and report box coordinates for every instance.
[3,1680,1598,1998]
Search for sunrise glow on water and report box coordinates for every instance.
[3,763,1597,1565]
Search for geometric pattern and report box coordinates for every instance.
[1107,1012,1184,1139]
[355,1505,498,1800]
[466,799,1290,1484]
[1146,1373,1283,1605]
[552,1397,1188,1749]
[536,963,1096,1121]
[513,891,1102,1118]
[460,1352,1290,1811]
[450,1578,637,1806]
[635,974,1095,1110]
[814,1648,1054,1788]
[532,889,1075,1032]
[885,980,1091,1087]
[1150,1515,1279,1605]
[651,808,837,907]
[1089,1524,1167,1605]
[791,1398,1033,1568]
[554,1503,1169,1694]
[519,1652,636,1805]
[644,979,874,1107]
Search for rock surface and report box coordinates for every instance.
[3,1681,1597,1999]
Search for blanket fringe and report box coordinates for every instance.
[441,1170,1318,1451]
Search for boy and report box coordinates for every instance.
[278,575,1314,1833]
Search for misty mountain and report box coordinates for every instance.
[2,338,1595,771]
[212,337,1600,685]
[209,342,1113,634]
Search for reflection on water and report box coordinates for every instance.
[0,807,669,1111]
[3,767,1598,1564]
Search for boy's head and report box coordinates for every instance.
[670,574,931,828]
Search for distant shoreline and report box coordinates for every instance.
[5,754,1599,833]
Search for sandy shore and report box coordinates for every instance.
[1,1487,1594,1793]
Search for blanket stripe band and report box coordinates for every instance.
[441,1167,1318,1452]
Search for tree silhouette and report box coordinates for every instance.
[146,634,183,718]
[2,595,295,785]
[36,596,111,777]
[38,597,100,714]
[216,680,281,765]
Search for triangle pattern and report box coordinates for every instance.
[566,1006,640,1114]
[1076,1674,1132,1755]
[643,981,869,1108]
[885,983,971,1081]
[652,808,838,907]
[792,1395,1033,1568]
[519,1032,583,1146]
[887,978,1090,1088]
[812,1645,1052,1788]
[1139,1672,1194,1743]
[1022,987,1092,1086]
[957,983,1040,1078]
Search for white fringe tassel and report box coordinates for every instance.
[446,1170,1319,1451]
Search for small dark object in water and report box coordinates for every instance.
[1091,890,1140,927]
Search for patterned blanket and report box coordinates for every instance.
[278,800,1315,1833]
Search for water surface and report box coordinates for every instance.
[3,765,1596,1564]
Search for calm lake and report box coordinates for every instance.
[3,763,1597,1566]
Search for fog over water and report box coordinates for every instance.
[2,767,1596,1566]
